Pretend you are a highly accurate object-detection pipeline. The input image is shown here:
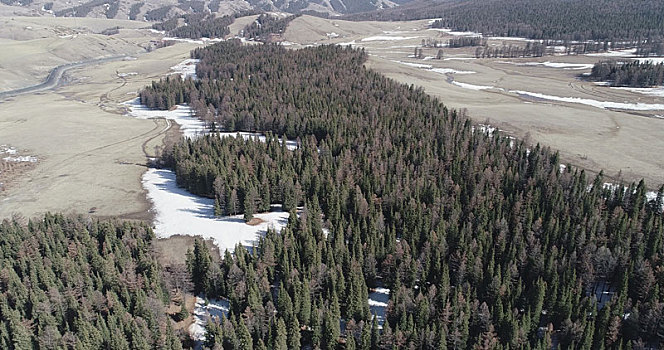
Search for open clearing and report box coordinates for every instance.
[284,16,664,187]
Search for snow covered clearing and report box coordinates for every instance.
[143,169,290,254]
[170,59,200,80]
[189,296,230,345]
[368,287,390,329]
[123,98,207,139]
[510,90,664,111]
[117,72,138,77]
[361,36,420,42]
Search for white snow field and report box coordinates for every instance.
[368,287,390,329]
[143,169,290,254]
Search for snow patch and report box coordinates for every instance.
[586,49,637,57]
[511,90,664,111]
[611,86,664,97]
[123,98,207,139]
[502,61,594,70]
[392,61,476,75]
[452,80,496,91]
[189,296,230,343]
[170,58,200,80]
[431,67,476,75]
[361,35,419,42]
[142,168,290,254]
[2,156,37,163]
[218,131,298,151]
[368,287,390,329]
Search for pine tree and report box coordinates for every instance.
[274,317,288,350]
[288,317,302,349]
[187,238,211,295]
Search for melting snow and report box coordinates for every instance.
[586,49,637,57]
[392,61,476,75]
[3,156,37,163]
[123,98,207,139]
[368,287,390,329]
[143,169,290,254]
[611,86,664,97]
[170,59,200,80]
[361,36,419,42]
[502,61,594,70]
[452,80,496,91]
[189,297,230,344]
[511,90,664,111]
[218,132,298,151]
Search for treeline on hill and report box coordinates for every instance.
[0,214,184,349]
[143,41,664,349]
[242,14,299,42]
[128,2,144,20]
[54,0,118,18]
[153,14,234,39]
[145,6,174,21]
[346,0,664,43]
[589,60,664,88]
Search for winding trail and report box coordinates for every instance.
[0,55,127,100]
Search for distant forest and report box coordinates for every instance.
[589,60,664,88]
[141,41,664,349]
[153,14,234,39]
[0,215,184,349]
[346,0,664,43]
[242,14,299,42]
